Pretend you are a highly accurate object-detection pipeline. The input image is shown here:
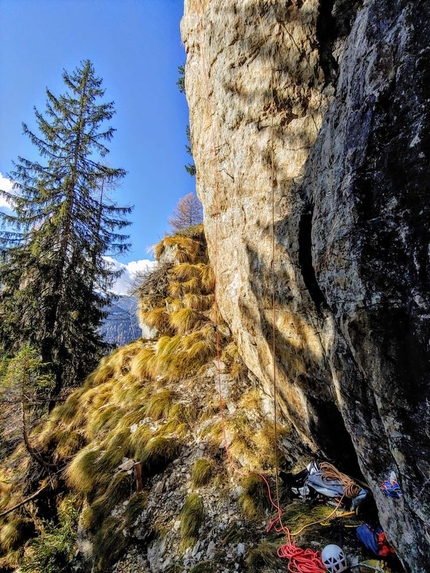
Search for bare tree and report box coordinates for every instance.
[168,193,203,232]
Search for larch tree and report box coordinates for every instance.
[0,60,132,398]
[168,192,203,232]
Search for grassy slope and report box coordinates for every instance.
[0,226,296,572]
[0,225,374,573]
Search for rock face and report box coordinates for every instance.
[182,0,430,570]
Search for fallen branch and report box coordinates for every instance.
[0,482,50,518]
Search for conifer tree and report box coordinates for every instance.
[177,64,196,176]
[0,60,132,397]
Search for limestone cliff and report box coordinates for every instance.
[181,1,430,570]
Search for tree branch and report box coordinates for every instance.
[0,482,50,518]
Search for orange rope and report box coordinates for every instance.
[319,461,362,499]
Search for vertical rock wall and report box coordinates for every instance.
[182,0,430,570]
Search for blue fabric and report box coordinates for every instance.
[356,524,381,556]
[382,479,402,498]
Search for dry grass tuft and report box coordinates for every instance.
[180,494,204,550]
[123,491,148,528]
[169,307,202,334]
[239,389,261,412]
[191,458,215,488]
[129,423,152,461]
[85,404,122,441]
[93,516,128,571]
[187,338,216,366]
[66,447,102,494]
[245,541,279,572]
[279,501,335,546]
[0,518,34,552]
[170,263,201,282]
[97,429,132,470]
[55,430,86,460]
[86,472,132,530]
[238,473,272,519]
[198,263,215,292]
[140,436,182,476]
[180,277,200,294]
[161,236,201,264]
[92,358,114,387]
[130,346,156,380]
[183,293,213,311]
[145,389,175,420]
[139,307,170,333]
[168,281,183,298]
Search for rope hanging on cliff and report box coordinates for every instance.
[194,0,283,487]
[195,0,245,479]
[193,4,329,572]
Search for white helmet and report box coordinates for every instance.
[321,544,348,573]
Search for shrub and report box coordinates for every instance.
[20,498,78,573]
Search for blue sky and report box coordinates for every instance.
[0,0,193,268]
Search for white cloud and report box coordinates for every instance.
[105,257,156,296]
[0,173,14,209]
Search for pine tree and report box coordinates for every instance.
[0,60,132,397]
[177,64,196,177]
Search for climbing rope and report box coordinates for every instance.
[193,4,340,572]
[277,542,326,573]
[195,0,245,479]
[319,461,362,499]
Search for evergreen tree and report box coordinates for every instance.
[0,60,132,397]
[177,64,196,177]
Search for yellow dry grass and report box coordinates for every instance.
[145,389,175,420]
[183,293,214,311]
[170,263,201,281]
[169,307,202,334]
[139,307,170,332]
[129,346,156,380]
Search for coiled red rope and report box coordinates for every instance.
[277,542,325,573]
[258,473,326,573]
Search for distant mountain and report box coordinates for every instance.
[101,295,141,346]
